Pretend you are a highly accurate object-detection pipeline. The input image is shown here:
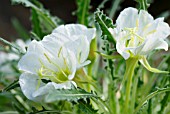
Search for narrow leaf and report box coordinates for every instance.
[76,0,90,26]
[139,57,169,74]
[134,87,170,114]
[96,51,122,59]
[11,18,30,40]
[45,88,97,103]
[0,37,24,54]
[1,80,19,92]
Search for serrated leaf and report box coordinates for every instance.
[78,100,98,114]
[94,9,116,45]
[76,0,90,26]
[45,88,97,103]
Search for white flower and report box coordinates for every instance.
[18,24,96,101]
[109,7,170,73]
[43,24,96,68]
[109,7,170,60]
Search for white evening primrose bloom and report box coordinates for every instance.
[18,24,96,101]
[109,7,170,73]
[43,24,96,68]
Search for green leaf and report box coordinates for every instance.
[78,100,98,114]
[12,102,26,114]
[1,80,19,92]
[96,51,122,59]
[139,56,169,74]
[11,18,30,40]
[31,8,44,39]
[75,0,90,26]
[158,91,170,114]
[135,0,150,10]
[98,0,109,9]
[11,0,63,39]
[94,9,116,45]
[45,88,97,103]
[134,87,170,114]
[109,0,122,19]
[0,37,24,54]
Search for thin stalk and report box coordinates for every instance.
[123,57,138,114]
[109,0,122,19]
[0,37,24,54]
[130,73,139,114]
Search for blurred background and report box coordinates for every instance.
[0,0,170,41]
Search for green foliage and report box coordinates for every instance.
[1,80,19,92]
[0,37,24,54]
[135,87,170,114]
[96,51,122,60]
[94,9,115,45]
[11,0,63,39]
[109,0,122,18]
[11,18,30,40]
[77,100,98,114]
[75,0,91,26]
[94,9,117,80]
[135,0,150,10]
[45,88,97,103]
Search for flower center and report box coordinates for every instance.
[36,52,72,89]
[123,27,144,47]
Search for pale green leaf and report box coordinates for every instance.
[139,56,169,74]
[96,51,122,59]
[134,87,170,114]
[45,88,97,103]
[76,0,90,26]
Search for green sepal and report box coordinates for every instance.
[139,56,169,74]
[96,51,122,59]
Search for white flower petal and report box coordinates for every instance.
[116,41,130,60]
[138,10,154,36]
[19,73,44,101]
[52,24,96,42]
[143,18,170,39]
[64,35,90,67]
[18,41,54,74]
[116,7,138,29]
[155,40,168,51]
[18,52,42,74]
[139,35,168,55]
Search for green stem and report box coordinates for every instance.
[123,57,138,114]
[134,87,170,114]
[130,72,139,114]
[109,0,122,19]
